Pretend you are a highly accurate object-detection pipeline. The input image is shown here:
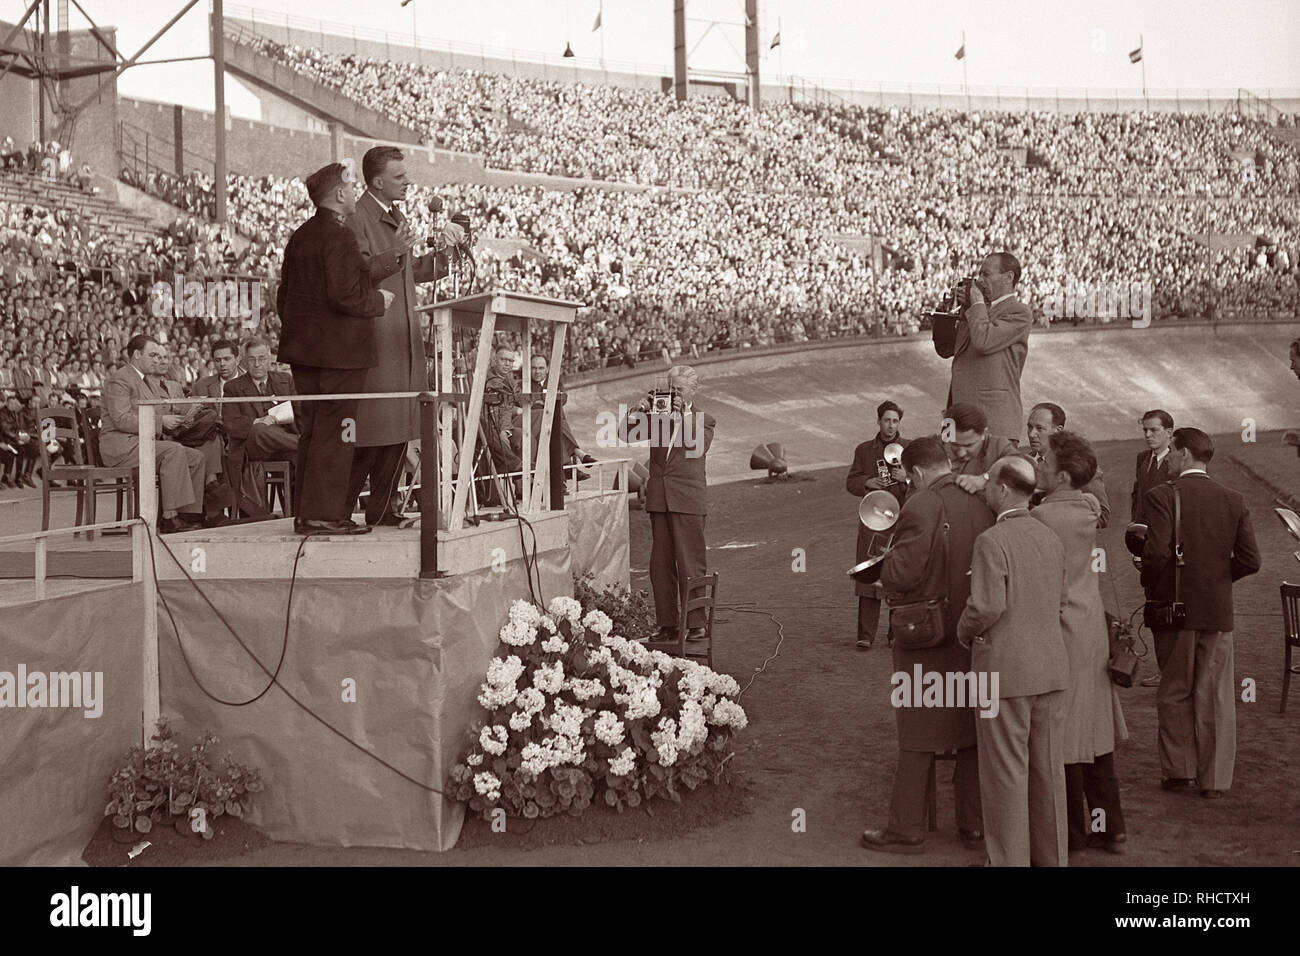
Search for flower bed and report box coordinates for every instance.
[449,597,747,819]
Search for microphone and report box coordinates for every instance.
[427,195,445,216]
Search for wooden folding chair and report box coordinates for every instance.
[645,573,720,669]
[1281,583,1300,714]
[39,405,137,540]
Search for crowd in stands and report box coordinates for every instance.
[4,44,1300,408]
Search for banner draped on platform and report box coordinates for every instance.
[156,554,570,851]
[0,583,145,867]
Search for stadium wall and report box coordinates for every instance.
[225,14,1300,117]
[565,323,1300,487]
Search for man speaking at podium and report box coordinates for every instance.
[345,146,464,527]
[947,253,1033,444]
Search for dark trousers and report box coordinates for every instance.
[346,443,407,525]
[886,747,982,840]
[245,422,299,461]
[1065,752,1125,848]
[648,510,707,629]
[858,595,882,644]
[290,365,365,522]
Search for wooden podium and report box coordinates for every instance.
[419,290,581,532]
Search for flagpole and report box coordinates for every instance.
[778,17,784,82]
[1140,33,1147,106]
[962,30,969,112]
[600,0,605,67]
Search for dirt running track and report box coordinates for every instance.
[203,433,1299,868]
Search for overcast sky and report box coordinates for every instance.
[6,0,1298,116]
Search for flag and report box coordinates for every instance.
[770,32,780,49]
[1129,45,1142,63]
[954,43,965,60]
[592,10,601,31]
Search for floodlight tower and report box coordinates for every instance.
[672,0,761,108]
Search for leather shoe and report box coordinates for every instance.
[959,829,985,850]
[1161,777,1195,791]
[368,513,412,528]
[648,626,679,643]
[855,640,873,650]
[1087,832,1128,854]
[157,516,187,535]
[685,627,708,643]
[860,828,924,854]
[296,519,371,536]
[1200,789,1224,799]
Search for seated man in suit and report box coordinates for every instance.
[511,353,590,481]
[222,338,299,463]
[99,334,212,534]
[222,337,299,513]
[193,339,244,404]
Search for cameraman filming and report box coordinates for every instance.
[622,366,716,643]
[945,252,1033,444]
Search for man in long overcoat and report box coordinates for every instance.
[345,146,461,525]
[861,436,993,855]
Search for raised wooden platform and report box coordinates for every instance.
[150,510,571,580]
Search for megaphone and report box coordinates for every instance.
[1275,507,1300,565]
[750,442,787,476]
[847,490,901,585]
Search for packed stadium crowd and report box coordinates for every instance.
[4,44,1300,422]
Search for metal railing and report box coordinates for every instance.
[133,391,628,580]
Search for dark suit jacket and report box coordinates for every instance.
[1140,471,1262,632]
[1131,448,1174,523]
[949,295,1033,441]
[276,207,390,371]
[222,370,298,442]
[880,472,995,750]
[958,510,1071,698]
[622,407,715,515]
[847,432,911,597]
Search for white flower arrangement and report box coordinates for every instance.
[532,660,564,695]
[452,593,747,819]
[593,711,626,747]
[480,724,509,755]
[473,772,502,801]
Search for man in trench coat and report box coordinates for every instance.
[345,146,462,525]
[861,436,993,855]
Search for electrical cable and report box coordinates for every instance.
[713,602,786,699]
[146,528,446,796]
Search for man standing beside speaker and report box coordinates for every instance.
[846,400,910,649]
[345,146,464,527]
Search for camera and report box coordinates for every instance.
[649,387,680,415]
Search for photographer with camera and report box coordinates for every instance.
[845,400,911,649]
[944,253,1033,444]
[1139,428,1260,799]
[622,366,716,643]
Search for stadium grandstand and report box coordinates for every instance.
[1,5,1298,465]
